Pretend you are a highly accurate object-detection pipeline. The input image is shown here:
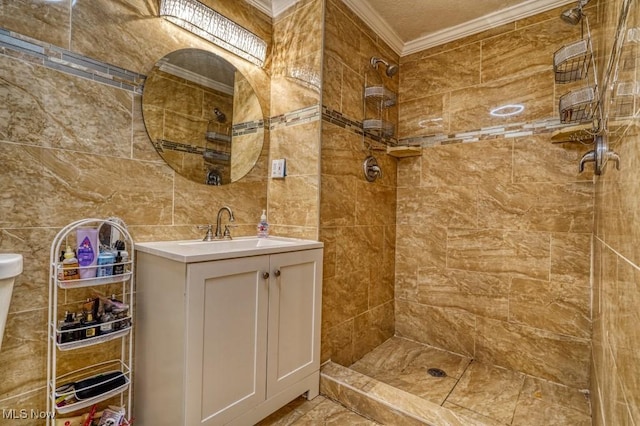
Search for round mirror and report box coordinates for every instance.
[142,49,264,185]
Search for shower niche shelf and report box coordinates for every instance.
[386,145,422,157]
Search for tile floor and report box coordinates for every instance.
[347,337,592,425]
[257,395,378,425]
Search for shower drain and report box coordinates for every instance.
[427,368,447,378]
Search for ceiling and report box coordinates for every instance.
[247,0,576,55]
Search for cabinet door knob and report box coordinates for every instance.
[274,270,281,277]
[262,272,270,279]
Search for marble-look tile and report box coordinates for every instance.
[319,227,337,279]
[448,71,554,133]
[0,309,47,398]
[288,397,379,425]
[396,155,422,189]
[397,185,477,228]
[400,43,481,101]
[442,402,507,426]
[512,378,591,425]
[481,17,582,83]
[322,272,369,329]
[416,268,510,319]
[477,182,594,233]
[322,55,343,112]
[321,175,357,227]
[321,320,354,366]
[342,64,365,122]
[355,181,396,226]
[0,0,71,48]
[512,135,593,183]
[324,1,364,75]
[268,175,319,228]
[395,224,447,272]
[133,95,164,162]
[1,144,174,228]
[335,225,383,276]
[509,277,591,338]
[446,362,525,424]
[475,317,590,388]
[353,303,394,356]
[395,300,476,357]
[369,227,395,307]
[447,228,551,281]
[420,139,512,186]
[0,55,133,157]
[0,387,47,426]
[550,233,592,286]
[270,122,320,176]
[398,93,449,138]
[351,336,471,406]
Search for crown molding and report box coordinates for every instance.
[402,0,574,55]
[341,0,404,55]
[246,0,302,17]
[342,0,574,57]
[245,0,272,16]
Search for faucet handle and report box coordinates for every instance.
[197,224,215,241]
[223,224,237,240]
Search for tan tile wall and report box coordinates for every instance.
[320,0,397,366]
[0,0,272,417]
[268,0,323,240]
[591,0,640,423]
[395,6,596,388]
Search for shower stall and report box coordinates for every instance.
[318,0,638,424]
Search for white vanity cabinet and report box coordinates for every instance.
[134,238,322,426]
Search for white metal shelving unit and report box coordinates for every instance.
[46,218,134,424]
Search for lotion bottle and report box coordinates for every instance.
[257,209,269,238]
[77,227,98,279]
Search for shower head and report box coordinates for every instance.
[213,108,226,123]
[370,56,398,77]
[561,7,583,24]
[561,0,590,25]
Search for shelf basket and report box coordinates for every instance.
[364,85,397,108]
[559,87,596,123]
[363,119,395,138]
[554,39,592,83]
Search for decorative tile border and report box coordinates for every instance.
[0,27,145,92]
[322,103,575,149]
[270,105,321,130]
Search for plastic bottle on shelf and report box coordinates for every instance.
[257,209,269,238]
[77,227,98,279]
[61,246,80,281]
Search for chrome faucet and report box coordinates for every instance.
[215,206,235,239]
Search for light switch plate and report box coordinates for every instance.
[271,158,286,178]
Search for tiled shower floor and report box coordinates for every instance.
[347,336,591,425]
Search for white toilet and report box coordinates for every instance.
[0,254,22,351]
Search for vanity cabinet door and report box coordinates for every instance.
[266,249,322,397]
[186,255,270,425]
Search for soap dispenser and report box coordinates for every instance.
[257,210,269,238]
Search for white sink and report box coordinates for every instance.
[179,237,295,249]
[136,236,322,263]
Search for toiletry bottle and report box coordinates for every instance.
[77,227,98,279]
[62,247,80,281]
[114,240,129,273]
[113,252,123,275]
[96,251,115,277]
[257,209,269,238]
[57,311,78,344]
[82,312,99,339]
